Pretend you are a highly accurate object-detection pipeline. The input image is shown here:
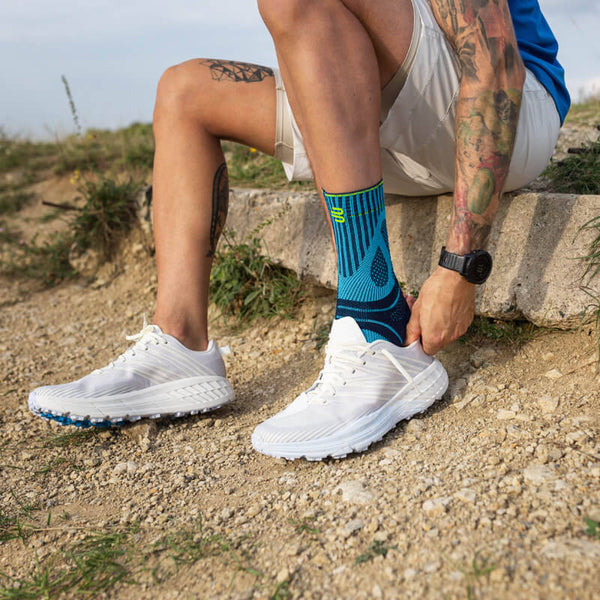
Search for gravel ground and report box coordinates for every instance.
[1,241,599,599]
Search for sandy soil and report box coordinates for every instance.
[1,235,599,599]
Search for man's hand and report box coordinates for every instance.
[405,267,476,355]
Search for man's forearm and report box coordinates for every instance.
[447,85,522,253]
[431,0,525,255]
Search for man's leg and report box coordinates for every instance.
[152,59,278,350]
[28,59,280,427]
[259,0,415,345]
[252,0,449,460]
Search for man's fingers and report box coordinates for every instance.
[404,301,421,346]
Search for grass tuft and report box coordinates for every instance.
[544,136,600,195]
[355,540,397,565]
[462,316,539,347]
[210,230,304,325]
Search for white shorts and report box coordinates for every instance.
[273,0,561,196]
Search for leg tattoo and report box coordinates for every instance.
[207,162,229,258]
[198,59,274,83]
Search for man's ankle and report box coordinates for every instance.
[152,316,209,352]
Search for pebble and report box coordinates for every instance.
[341,519,364,538]
[276,567,290,585]
[537,396,559,414]
[544,369,563,380]
[336,480,375,504]
[523,463,555,484]
[422,497,450,518]
[405,419,425,433]
[496,409,516,420]
[454,488,476,504]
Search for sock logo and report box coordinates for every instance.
[330,207,345,223]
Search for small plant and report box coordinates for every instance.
[288,517,320,536]
[71,177,140,261]
[153,517,224,567]
[462,316,539,346]
[223,142,312,190]
[0,191,34,215]
[584,517,600,540]
[210,231,304,324]
[1,231,75,286]
[355,540,397,565]
[544,136,600,195]
[271,580,291,599]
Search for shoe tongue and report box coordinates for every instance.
[329,317,367,344]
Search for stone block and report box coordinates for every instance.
[225,189,600,328]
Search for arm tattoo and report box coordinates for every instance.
[207,162,229,258]
[199,59,273,83]
[431,0,524,253]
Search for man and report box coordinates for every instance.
[29,0,569,460]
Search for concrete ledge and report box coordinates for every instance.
[226,189,600,328]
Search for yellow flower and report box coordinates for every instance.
[249,147,257,153]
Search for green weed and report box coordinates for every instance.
[1,231,75,286]
[584,517,600,539]
[461,316,539,347]
[271,580,291,599]
[210,231,304,324]
[289,517,320,537]
[565,96,600,126]
[223,142,312,190]
[355,540,397,565]
[63,531,135,593]
[0,191,34,215]
[544,136,600,195]
[71,177,139,261]
[42,429,96,449]
[0,530,136,598]
[153,518,224,567]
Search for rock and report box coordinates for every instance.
[337,480,375,504]
[470,347,497,368]
[275,567,289,585]
[538,396,559,414]
[541,537,600,560]
[113,462,128,475]
[497,409,516,420]
[523,463,555,485]
[226,190,600,327]
[454,488,476,504]
[423,560,442,574]
[422,497,450,517]
[405,419,425,433]
[341,519,364,538]
[545,369,563,380]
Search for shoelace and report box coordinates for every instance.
[305,341,415,405]
[95,320,167,373]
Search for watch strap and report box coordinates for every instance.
[439,247,466,275]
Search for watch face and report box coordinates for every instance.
[467,252,493,284]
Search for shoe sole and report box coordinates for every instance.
[251,358,448,460]
[28,376,234,428]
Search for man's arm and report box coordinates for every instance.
[405,0,525,354]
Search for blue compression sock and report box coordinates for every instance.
[323,180,410,346]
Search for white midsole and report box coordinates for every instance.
[29,375,234,420]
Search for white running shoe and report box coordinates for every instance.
[29,322,234,428]
[252,317,448,460]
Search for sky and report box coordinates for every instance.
[1,0,599,140]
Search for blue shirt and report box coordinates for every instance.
[508,0,570,123]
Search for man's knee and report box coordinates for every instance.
[154,60,211,127]
[258,0,335,36]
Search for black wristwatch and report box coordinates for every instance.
[438,247,493,284]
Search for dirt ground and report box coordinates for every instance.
[1,228,599,599]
